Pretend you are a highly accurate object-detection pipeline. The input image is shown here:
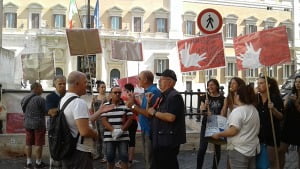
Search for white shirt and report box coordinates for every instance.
[61,92,94,153]
[227,105,260,156]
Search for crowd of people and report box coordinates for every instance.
[19,69,300,169]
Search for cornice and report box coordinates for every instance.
[184,0,292,11]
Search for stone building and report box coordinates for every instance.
[1,0,300,91]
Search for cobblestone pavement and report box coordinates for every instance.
[0,150,298,169]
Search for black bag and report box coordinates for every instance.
[48,96,79,161]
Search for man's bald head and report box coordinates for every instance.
[67,71,87,96]
[68,71,85,86]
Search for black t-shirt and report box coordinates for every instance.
[199,94,225,115]
[256,94,283,147]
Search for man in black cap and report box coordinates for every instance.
[146,69,186,169]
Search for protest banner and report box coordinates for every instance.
[234,26,290,70]
[177,33,225,72]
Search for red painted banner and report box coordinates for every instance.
[6,113,25,133]
[177,33,225,72]
[234,26,290,70]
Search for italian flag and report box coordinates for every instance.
[68,0,77,28]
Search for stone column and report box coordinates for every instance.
[0,0,3,48]
[168,0,183,39]
[293,0,300,70]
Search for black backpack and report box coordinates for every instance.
[48,96,80,161]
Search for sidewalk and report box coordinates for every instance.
[0,149,298,169]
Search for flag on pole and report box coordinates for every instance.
[234,26,290,70]
[94,0,100,28]
[68,0,78,29]
[177,33,225,72]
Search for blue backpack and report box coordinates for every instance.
[48,96,79,161]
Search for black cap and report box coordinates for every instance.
[156,69,177,81]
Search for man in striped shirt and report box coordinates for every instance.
[101,86,133,169]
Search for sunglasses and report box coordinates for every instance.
[112,91,122,94]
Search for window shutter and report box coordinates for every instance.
[192,21,195,35]
[119,17,122,29]
[52,15,55,28]
[233,24,237,37]
[63,15,66,28]
[165,19,168,33]
[13,13,17,28]
[3,13,6,28]
[155,18,158,32]
[224,24,228,38]
[183,21,186,34]
[110,16,112,29]
[154,59,158,73]
[166,59,169,69]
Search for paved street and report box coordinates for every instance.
[0,149,298,169]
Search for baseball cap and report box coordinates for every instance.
[156,69,177,81]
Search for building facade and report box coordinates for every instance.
[1,0,299,91]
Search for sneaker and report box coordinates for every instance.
[100,157,107,163]
[35,162,48,169]
[115,161,122,168]
[24,163,33,169]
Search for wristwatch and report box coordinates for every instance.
[131,104,136,109]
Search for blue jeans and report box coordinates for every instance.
[105,141,129,164]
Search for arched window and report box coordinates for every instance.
[110,69,120,87]
[55,67,63,75]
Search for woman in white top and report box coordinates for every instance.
[212,84,260,169]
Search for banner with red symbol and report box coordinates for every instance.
[234,26,290,70]
[177,33,225,72]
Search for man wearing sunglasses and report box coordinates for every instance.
[100,86,133,169]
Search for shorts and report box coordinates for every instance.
[25,128,46,146]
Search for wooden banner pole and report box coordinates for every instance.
[263,67,280,169]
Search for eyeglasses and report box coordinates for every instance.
[112,91,122,95]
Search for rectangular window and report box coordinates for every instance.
[286,27,293,41]
[4,13,17,28]
[186,21,195,35]
[246,68,258,77]
[283,64,295,78]
[82,15,94,28]
[133,17,142,32]
[156,18,167,33]
[111,16,122,30]
[31,13,40,29]
[267,66,277,77]
[154,59,169,73]
[226,63,236,76]
[183,72,196,76]
[77,55,96,78]
[226,23,237,38]
[246,24,257,34]
[53,14,66,28]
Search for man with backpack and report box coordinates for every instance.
[21,82,47,169]
[46,75,66,169]
[60,71,98,169]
